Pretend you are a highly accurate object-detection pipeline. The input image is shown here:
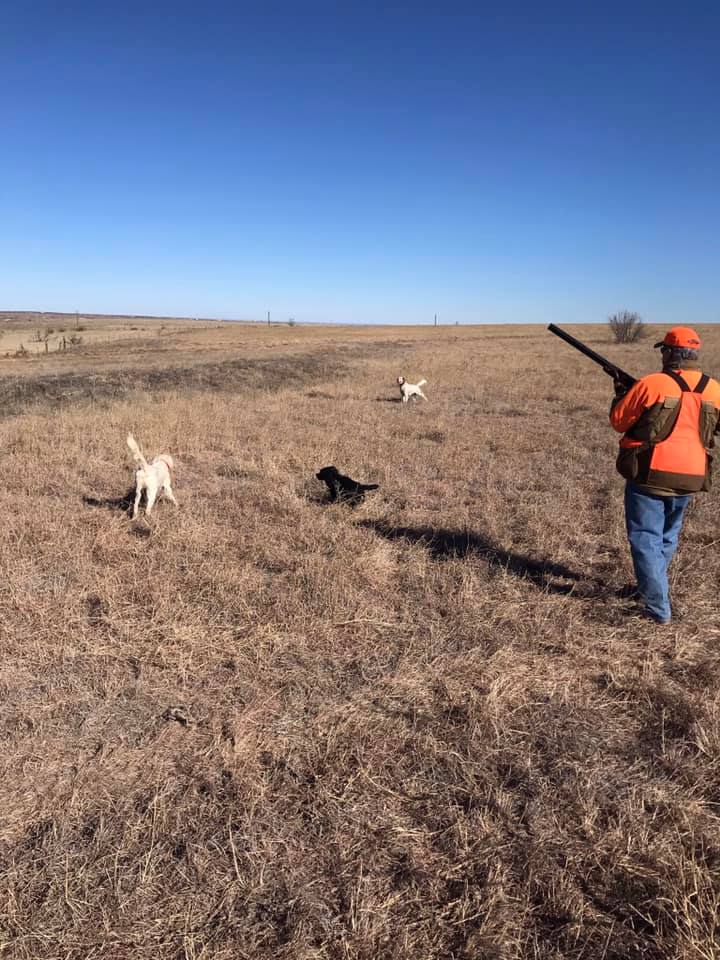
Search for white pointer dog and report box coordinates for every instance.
[126,433,178,519]
[397,376,428,403]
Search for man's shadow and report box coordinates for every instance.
[82,488,135,514]
[359,521,604,597]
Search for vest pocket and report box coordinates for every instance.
[616,444,651,481]
[627,398,680,443]
[651,398,682,442]
[702,452,714,492]
[616,446,638,480]
[700,402,719,448]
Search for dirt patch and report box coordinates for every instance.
[0,351,352,418]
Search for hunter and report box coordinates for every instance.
[610,326,720,624]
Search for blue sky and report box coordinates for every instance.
[1,1,718,324]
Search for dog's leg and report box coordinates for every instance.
[132,483,142,520]
[419,389,428,401]
[145,481,159,516]
[163,481,178,506]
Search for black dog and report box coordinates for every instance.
[316,466,380,506]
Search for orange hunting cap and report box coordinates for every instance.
[654,326,701,349]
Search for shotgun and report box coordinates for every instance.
[547,324,636,391]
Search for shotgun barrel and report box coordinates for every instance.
[547,324,636,390]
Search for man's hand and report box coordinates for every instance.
[613,378,629,400]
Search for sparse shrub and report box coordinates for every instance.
[30,329,49,343]
[30,328,55,352]
[609,310,645,343]
[68,334,83,346]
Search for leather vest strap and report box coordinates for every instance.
[663,370,691,392]
[663,370,710,394]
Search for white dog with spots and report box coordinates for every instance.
[126,433,178,519]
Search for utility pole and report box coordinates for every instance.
[434,313,437,326]
[267,310,270,325]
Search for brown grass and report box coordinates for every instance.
[1,322,719,959]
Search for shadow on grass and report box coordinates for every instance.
[303,489,330,506]
[374,396,402,404]
[360,520,603,596]
[305,390,335,400]
[82,489,134,514]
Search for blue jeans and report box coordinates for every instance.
[624,483,690,622]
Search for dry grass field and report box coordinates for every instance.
[1,320,719,960]
[0,312,224,358]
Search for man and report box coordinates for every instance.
[610,327,720,624]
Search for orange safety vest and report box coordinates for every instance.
[615,371,716,492]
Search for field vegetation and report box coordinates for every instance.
[1,320,719,959]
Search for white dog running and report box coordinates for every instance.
[397,376,428,403]
[127,433,178,519]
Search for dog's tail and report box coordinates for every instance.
[126,433,148,470]
[361,483,380,492]
[417,379,427,387]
